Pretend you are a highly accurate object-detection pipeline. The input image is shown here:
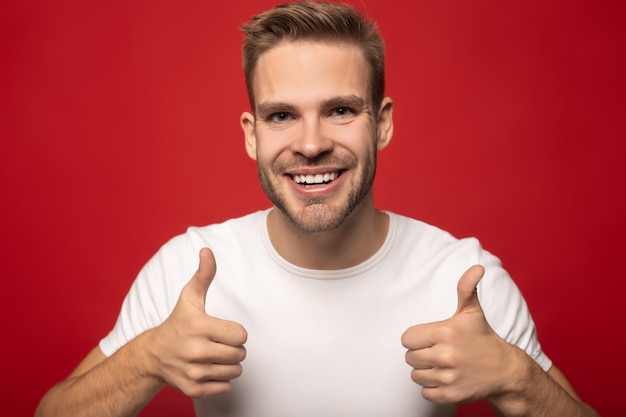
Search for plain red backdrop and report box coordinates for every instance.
[2,0,624,415]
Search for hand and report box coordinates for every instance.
[401,265,517,405]
[146,247,248,398]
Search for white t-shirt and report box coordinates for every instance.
[100,209,551,417]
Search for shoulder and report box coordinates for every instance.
[386,211,485,263]
[160,209,268,255]
[385,211,510,303]
[138,209,268,285]
[386,212,538,341]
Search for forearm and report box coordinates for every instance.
[489,347,598,417]
[35,332,165,417]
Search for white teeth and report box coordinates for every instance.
[293,172,338,185]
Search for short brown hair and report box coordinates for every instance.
[240,1,385,114]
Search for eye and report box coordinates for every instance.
[268,112,294,122]
[330,107,355,117]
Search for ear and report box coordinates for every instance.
[376,97,394,151]
[240,111,257,160]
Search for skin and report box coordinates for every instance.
[240,41,394,269]
[35,40,598,417]
[402,265,598,416]
[35,248,247,417]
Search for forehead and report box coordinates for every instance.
[252,41,369,107]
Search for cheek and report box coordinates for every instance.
[329,125,376,157]
[253,132,288,163]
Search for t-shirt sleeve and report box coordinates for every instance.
[99,234,196,357]
[476,244,553,372]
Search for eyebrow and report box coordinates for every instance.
[256,102,297,117]
[256,95,367,116]
[322,95,367,111]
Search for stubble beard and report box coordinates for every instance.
[257,151,377,234]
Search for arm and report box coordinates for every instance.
[35,339,164,417]
[487,346,598,416]
[35,248,247,417]
[401,265,598,417]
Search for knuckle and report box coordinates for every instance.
[423,385,463,405]
[422,388,452,405]
[438,370,457,386]
[184,365,205,383]
[435,348,455,368]
[185,381,233,398]
[433,325,456,343]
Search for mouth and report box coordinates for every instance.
[291,171,340,186]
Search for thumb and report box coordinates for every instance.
[186,247,217,310]
[455,264,485,314]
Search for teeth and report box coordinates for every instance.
[293,172,338,185]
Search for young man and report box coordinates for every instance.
[36,2,598,416]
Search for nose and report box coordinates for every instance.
[291,118,333,158]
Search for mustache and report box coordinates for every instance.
[273,154,356,171]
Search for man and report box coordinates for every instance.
[36,2,598,416]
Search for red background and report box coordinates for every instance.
[2,0,624,415]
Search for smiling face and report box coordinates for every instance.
[241,41,393,234]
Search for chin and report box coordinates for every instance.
[285,203,354,233]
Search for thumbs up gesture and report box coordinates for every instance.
[146,248,248,398]
[401,265,518,405]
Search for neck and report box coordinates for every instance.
[267,198,389,270]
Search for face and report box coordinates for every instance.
[241,41,393,233]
